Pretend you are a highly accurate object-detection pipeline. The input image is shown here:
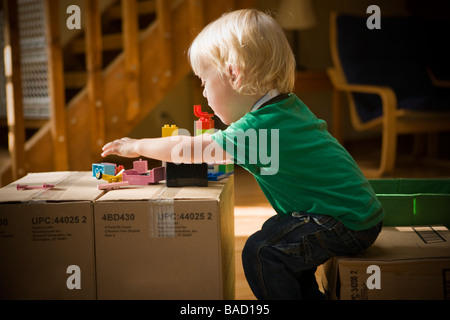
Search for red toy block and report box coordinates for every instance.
[194,105,214,131]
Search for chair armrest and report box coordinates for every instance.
[327,67,397,117]
[427,68,450,88]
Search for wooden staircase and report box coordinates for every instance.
[1,0,257,186]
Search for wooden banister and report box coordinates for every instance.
[122,0,141,121]
[156,0,173,88]
[85,0,105,158]
[0,0,259,187]
[189,0,205,33]
[3,0,26,180]
[44,0,69,170]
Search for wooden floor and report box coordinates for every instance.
[233,140,450,300]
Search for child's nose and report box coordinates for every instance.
[202,87,207,98]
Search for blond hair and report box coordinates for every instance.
[188,9,295,95]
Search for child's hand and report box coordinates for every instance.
[101,137,141,158]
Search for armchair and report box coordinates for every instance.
[328,12,450,177]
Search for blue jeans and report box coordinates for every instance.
[242,212,382,300]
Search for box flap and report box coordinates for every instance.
[0,172,104,203]
[96,183,165,201]
[157,180,228,200]
[0,171,74,203]
[353,226,450,261]
[32,172,104,202]
[96,179,230,202]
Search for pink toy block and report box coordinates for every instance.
[17,183,55,190]
[122,166,166,185]
[150,166,166,183]
[133,159,148,174]
[98,181,130,190]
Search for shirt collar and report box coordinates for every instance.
[251,89,280,112]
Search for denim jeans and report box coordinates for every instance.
[242,212,382,300]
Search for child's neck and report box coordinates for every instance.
[251,89,280,112]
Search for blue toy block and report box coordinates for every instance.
[207,171,227,181]
[92,163,116,178]
[207,171,234,181]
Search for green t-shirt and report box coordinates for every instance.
[211,94,384,230]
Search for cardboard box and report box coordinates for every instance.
[369,179,450,228]
[323,226,450,300]
[94,176,235,300]
[0,172,103,299]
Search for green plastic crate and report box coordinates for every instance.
[369,179,450,228]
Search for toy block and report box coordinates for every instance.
[166,162,208,187]
[17,183,55,190]
[218,161,234,174]
[162,124,178,138]
[95,169,124,183]
[115,165,124,175]
[194,105,214,136]
[122,174,151,185]
[98,181,130,191]
[208,164,220,174]
[122,165,166,185]
[92,163,116,177]
[150,166,166,183]
[207,172,228,181]
[133,158,148,174]
[207,170,234,181]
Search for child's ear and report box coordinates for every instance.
[228,65,241,89]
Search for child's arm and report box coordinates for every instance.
[101,134,231,163]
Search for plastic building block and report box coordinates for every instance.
[92,162,116,178]
[95,169,124,183]
[218,161,234,174]
[207,172,228,181]
[194,105,214,135]
[207,170,234,181]
[151,166,166,182]
[115,165,124,175]
[166,162,208,187]
[162,124,178,138]
[17,183,55,190]
[208,164,219,173]
[206,160,234,181]
[98,181,130,190]
[122,166,165,185]
[94,159,166,186]
[133,159,148,174]
[163,114,209,187]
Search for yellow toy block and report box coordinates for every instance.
[162,124,178,137]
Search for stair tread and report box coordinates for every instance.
[64,71,87,88]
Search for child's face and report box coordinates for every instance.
[198,66,252,125]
